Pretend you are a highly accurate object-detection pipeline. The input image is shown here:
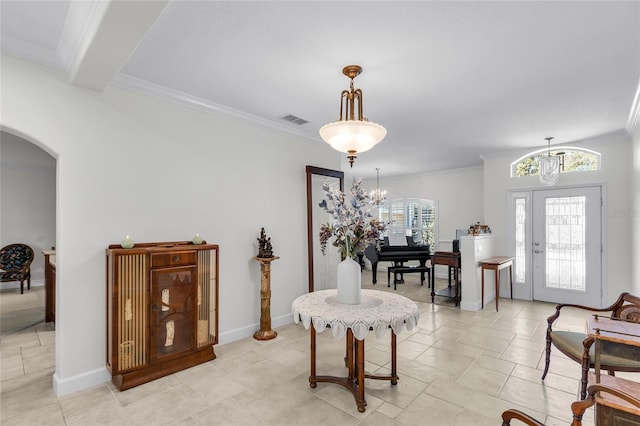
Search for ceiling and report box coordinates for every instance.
[2,1,639,178]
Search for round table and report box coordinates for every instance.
[291,289,420,412]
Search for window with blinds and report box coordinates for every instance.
[379,198,437,248]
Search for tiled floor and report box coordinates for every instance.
[2,273,628,425]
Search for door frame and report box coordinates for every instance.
[507,183,608,306]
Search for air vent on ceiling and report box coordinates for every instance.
[281,114,309,125]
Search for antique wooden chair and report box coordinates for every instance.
[0,243,34,294]
[541,292,640,399]
[570,383,640,425]
[501,409,545,426]
[502,383,640,425]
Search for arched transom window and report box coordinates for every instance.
[511,147,601,178]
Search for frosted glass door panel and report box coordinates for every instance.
[532,187,601,306]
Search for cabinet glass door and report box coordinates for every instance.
[150,266,197,361]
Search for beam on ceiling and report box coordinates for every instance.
[69,0,168,92]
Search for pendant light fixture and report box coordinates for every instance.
[319,65,387,168]
[539,137,560,186]
[370,168,387,206]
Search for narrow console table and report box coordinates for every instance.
[430,251,461,306]
[42,249,56,323]
[480,256,513,312]
[292,289,419,412]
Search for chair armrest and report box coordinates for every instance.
[545,293,630,330]
[501,409,545,426]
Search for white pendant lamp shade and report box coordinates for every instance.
[319,120,386,154]
[319,65,386,167]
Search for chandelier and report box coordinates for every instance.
[319,65,387,168]
[539,137,560,186]
[370,168,387,206]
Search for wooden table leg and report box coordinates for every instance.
[309,326,317,388]
[355,337,366,412]
[509,264,513,300]
[347,329,355,380]
[495,266,500,312]
[391,331,398,385]
[481,265,485,310]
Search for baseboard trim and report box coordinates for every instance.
[53,366,111,397]
[218,313,293,345]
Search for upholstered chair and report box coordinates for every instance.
[0,243,34,294]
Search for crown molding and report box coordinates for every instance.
[111,73,320,143]
[627,77,640,133]
[1,36,65,71]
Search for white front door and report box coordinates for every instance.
[532,186,602,305]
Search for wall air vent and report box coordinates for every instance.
[281,114,309,125]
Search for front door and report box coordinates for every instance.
[532,186,602,305]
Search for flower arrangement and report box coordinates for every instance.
[319,178,387,259]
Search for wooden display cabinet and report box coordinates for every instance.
[106,241,218,391]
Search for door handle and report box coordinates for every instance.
[534,249,544,254]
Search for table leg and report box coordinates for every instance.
[481,266,485,310]
[391,331,398,385]
[495,267,500,312]
[509,264,513,300]
[309,326,317,388]
[431,268,435,303]
[355,337,366,412]
[347,329,355,380]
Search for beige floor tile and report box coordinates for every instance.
[464,391,546,423]
[376,401,403,419]
[0,400,64,426]
[413,346,476,376]
[499,345,544,368]
[395,392,461,425]
[364,370,429,409]
[499,375,578,422]
[455,365,509,396]
[451,409,497,426]
[424,377,475,407]
[471,353,516,375]
[123,384,209,425]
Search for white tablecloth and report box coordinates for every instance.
[291,289,420,340]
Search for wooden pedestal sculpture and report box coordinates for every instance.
[253,228,278,340]
[253,256,279,340]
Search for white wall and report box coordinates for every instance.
[346,166,484,251]
[632,127,640,296]
[1,132,56,284]
[1,55,340,395]
[483,133,633,305]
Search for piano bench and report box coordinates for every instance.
[388,265,431,290]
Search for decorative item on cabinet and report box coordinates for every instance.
[106,240,218,391]
[469,222,491,236]
[120,235,134,249]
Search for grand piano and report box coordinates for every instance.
[364,240,431,285]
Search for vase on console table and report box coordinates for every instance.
[337,257,361,304]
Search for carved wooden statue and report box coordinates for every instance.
[257,227,274,258]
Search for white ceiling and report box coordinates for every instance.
[2,1,639,178]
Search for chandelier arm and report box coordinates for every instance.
[355,89,363,121]
[339,90,349,121]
